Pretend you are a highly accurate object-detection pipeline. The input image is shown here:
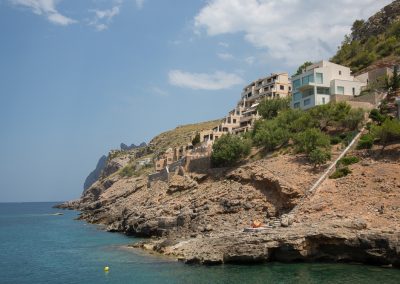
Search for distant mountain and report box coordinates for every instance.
[83,155,107,192]
[120,142,147,151]
[331,0,400,73]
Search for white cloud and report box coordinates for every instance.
[244,56,255,65]
[10,0,77,25]
[217,52,234,61]
[89,6,120,31]
[194,0,393,66]
[168,70,243,90]
[218,41,229,48]
[150,86,169,97]
[135,0,145,9]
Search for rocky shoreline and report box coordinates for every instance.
[56,144,400,268]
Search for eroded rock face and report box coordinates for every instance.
[57,145,400,267]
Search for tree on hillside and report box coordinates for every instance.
[351,19,365,41]
[211,134,251,167]
[252,119,290,151]
[192,132,201,146]
[295,61,313,75]
[293,128,331,155]
[392,65,400,91]
[257,97,290,120]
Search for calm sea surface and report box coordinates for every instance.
[0,202,400,284]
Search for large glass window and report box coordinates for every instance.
[294,102,300,108]
[337,86,344,95]
[293,92,301,101]
[315,73,323,84]
[301,74,314,85]
[317,87,330,95]
[302,76,309,85]
[302,88,314,98]
[304,98,311,106]
[293,79,301,90]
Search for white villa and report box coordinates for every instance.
[291,61,366,110]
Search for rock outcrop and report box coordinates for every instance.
[83,155,107,192]
[56,142,400,267]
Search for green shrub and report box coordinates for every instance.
[357,134,374,149]
[257,97,290,119]
[330,167,352,179]
[369,109,386,124]
[342,108,364,130]
[211,134,251,167]
[341,131,358,146]
[294,128,331,154]
[120,164,136,178]
[253,119,290,150]
[330,136,342,145]
[338,156,360,166]
[371,118,400,145]
[309,148,331,167]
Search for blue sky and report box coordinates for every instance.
[0,0,392,202]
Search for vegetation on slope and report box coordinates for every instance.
[331,1,400,72]
[148,120,221,155]
[212,98,366,168]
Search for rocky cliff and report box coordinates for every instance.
[83,155,107,192]
[56,130,400,267]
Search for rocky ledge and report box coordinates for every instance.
[132,222,400,267]
[57,145,400,268]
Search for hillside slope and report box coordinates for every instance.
[331,0,400,73]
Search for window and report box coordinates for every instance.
[301,74,314,85]
[352,87,355,96]
[339,70,342,75]
[322,97,326,104]
[236,110,240,115]
[294,102,300,108]
[337,86,344,95]
[293,92,301,101]
[233,119,236,123]
[302,76,309,85]
[317,87,330,95]
[302,88,314,98]
[293,79,301,90]
[280,85,284,90]
[315,73,323,84]
[227,117,231,124]
[304,98,311,106]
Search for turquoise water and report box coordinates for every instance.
[1,203,400,283]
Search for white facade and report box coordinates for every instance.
[291,61,366,110]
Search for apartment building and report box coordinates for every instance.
[291,61,366,110]
[241,73,291,108]
[200,72,292,140]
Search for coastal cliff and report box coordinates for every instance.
[57,122,400,267]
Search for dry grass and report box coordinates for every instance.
[148,119,221,154]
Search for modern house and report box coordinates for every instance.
[291,61,366,110]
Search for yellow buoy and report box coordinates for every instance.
[104,266,109,272]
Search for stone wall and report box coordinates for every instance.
[186,156,211,173]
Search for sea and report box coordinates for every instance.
[0,202,400,284]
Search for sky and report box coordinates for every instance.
[0,0,392,202]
